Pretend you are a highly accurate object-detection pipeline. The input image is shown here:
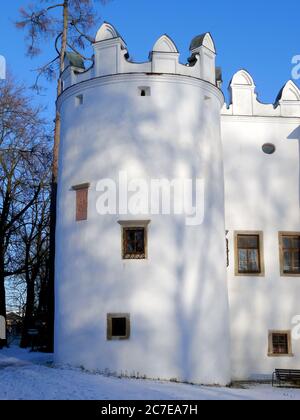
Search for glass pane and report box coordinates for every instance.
[238,235,259,249]
[126,241,135,253]
[238,250,248,272]
[127,231,136,241]
[248,250,259,272]
[292,237,300,249]
[272,334,288,354]
[282,237,293,249]
[283,251,292,272]
[111,318,126,337]
[124,229,145,254]
[293,251,300,272]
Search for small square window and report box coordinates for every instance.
[279,233,300,276]
[235,232,264,276]
[138,87,151,97]
[268,331,292,357]
[107,314,130,340]
[76,94,84,106]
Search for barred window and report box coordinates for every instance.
[123,228,146,259]
[268,331,292,357]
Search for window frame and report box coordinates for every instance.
[268,330,293,357]
[279,232,300,277]
[107,313,130,341]
[234,231,265,277]
[118,220,150,260]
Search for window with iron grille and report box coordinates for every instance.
[268,331,292,356]
[280,233,300,275]
[272,334,288,355]
[236,233,263,274]
[123,227,146,259]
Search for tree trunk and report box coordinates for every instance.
[20,280,35,349]
[0,244,7,348]
[20,241,36,349]
[46,0,69,353]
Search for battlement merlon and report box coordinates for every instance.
[60,22,218,91]
[222,69,300,118]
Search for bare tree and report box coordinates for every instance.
[16,0,108,351]
[19,166,50,349]
[0,77,50,348]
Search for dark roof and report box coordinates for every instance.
[216,67,223,82]
[275,85,285,104]
[189,34,207,51]
[65,52,85,70]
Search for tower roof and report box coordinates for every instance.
[190,33,216,53]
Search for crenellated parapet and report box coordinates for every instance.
[61,22,218,91]
[222,69,300,117]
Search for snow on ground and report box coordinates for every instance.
[0,347,300,400]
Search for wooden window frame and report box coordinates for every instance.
[107,314,130,341]
[72,183,90,222]
[234,231,265,277]
[279,232,300,277]
[268,330,293,357]
[118,220,150,260]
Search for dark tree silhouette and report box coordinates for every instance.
[0,77,50,348]
[16,0,108,351]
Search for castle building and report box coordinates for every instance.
[55,23,300,385]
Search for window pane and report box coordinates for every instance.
[292,237,300,249]
[272,334,289,354]
[127,231,136,241]
[237,234,261,273]
[248,250,259,272]
[282,237,293,249]
[126,241,135,253]
[111,318,127,337]
[238,235,259,249]
[123,228,146,258]
[293,251,300,272]
[238,250,248,272]
[283,251,292,272]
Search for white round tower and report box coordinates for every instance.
[55,23,231,385]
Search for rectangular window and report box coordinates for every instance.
[235,232,264,276]
[268,331,292,357]
[123,228,145,258]
[118,221,150,260]
[72,183,90,222]
[279,233,300,276]
[76,94,83,106]
[107,314,130,340]
[138,86,151,97]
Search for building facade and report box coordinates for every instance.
[55,23,300,384]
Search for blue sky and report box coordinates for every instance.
[1,0,300,116]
